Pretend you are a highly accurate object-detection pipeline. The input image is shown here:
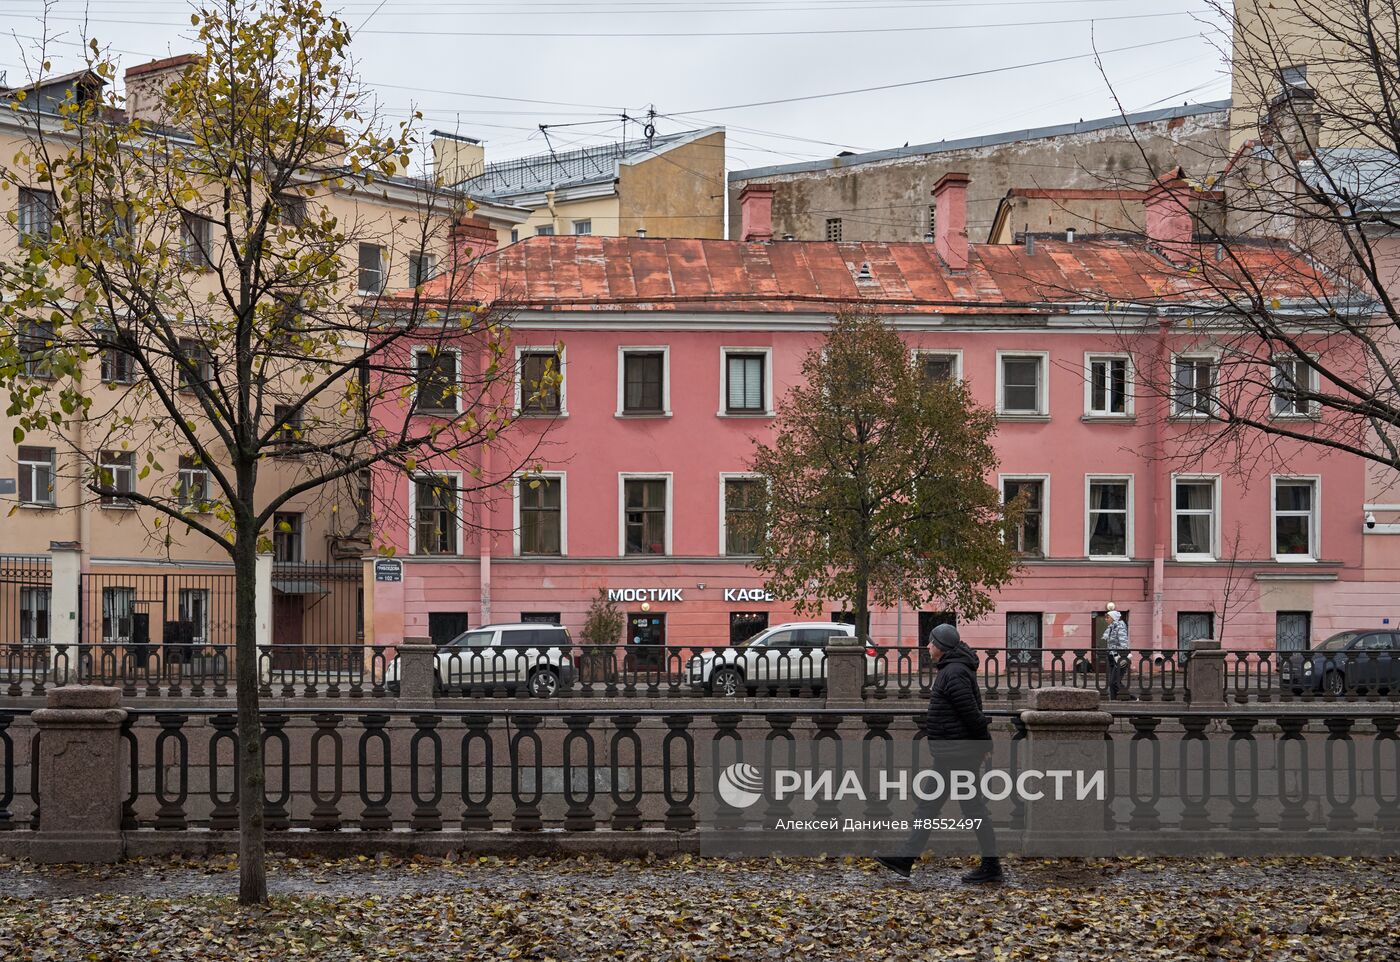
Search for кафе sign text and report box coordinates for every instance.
[605,587,776,603]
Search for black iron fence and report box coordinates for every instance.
[268,562,363,663]
[0,643,1397,703]
[78,570,237,664]
[2,705,1398,843]
[0,556,52,653]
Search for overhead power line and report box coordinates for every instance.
[670,33,1205,113]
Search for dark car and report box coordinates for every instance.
[1280,630,1400,696]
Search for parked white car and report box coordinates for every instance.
[687,622,874,695]
[386,623,576,697]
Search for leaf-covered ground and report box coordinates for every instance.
[0,854,1396,961]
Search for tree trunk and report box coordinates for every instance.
[233,524,267,905]
[853,573,870,643]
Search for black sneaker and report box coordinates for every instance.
[959,858,1004,885]
[874,855,914,878]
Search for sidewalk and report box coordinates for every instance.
[1,854,1396,960]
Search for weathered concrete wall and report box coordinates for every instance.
[619,130,726,240]
[728,106,1229,244]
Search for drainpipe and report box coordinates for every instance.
[1149,311,1171,654]
[544,189,558,236]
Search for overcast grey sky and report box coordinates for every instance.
[0,0,1232,174]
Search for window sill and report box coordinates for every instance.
[717,411,774,419]
[1272,555,1318,563]
[996,413,1050,422]
[1081,414,1136,424]
[516,410,567,419]
[1087,554,1133,562]
[100,503,136,511]
[615,412,672,419]
[1169,413,1217,422]
[1270,413,1319,422]
[415,409,461,418]
[16,502,56,510]
[1172,555,1217,563]
[518,552,566,559]
[622,552,671,558]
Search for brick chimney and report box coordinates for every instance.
[1144,168,1195,264]
[932,172,970,270]
[451,215,498,268]
[739,183,774,243]
[124,54,200,124]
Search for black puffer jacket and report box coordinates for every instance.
[925,636,991,742]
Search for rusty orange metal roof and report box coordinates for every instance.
[401,236,1341,314]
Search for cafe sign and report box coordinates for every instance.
[605,587,776,603]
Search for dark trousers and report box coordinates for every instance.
[891,747,998,859]
[1107,652,1129,700]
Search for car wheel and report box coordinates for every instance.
[528,666,560,698]
[711,667,743,697]
[1324,671,1346,697]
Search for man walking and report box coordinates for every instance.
[1103,607,1130,701]
[875,623,1002,883]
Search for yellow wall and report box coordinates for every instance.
[618,130,726,240]
[0,121,506,565]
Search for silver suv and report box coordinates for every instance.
[687,622,872,695]
[387,623,576,697]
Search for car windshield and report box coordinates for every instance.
[448,630,494,648]
[1315,631,1358,652]
[733,631,767,648]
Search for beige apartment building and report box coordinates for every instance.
[452,127,727,244]
[0,56,529,656]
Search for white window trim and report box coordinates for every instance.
[17,446,55,507]
[1271,475,1321,562]
[99,451,136,510]
[411,346,461,414]
[409,250,439,287]
[408,470,464,556]
[1171,473,1221,561]
[514,345,567,417]
[616,346,672,418]
[1270,353,1319,419]
[911,348,964,383]
[1083,352,1134,418]
[1169,352,1220,419]
[717,347,774,417]
[719,472,765,557]
[177,464,212,510]
[572,219,592,235]
[513,471,567,557]
[995,350,1050,417]
[1084,474,1134,560]
[998,473,1050,558]
[358,243,385,295]
[618,472,673,557]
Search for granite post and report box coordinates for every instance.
[30,686,127,863]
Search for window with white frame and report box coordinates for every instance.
[723,477,765,556]
[1087,477,1130,558]
[1087,355,1129,415]
[519,349,562,414]
[572,219,592,235]
[998,353,1046,415]
[724,351,767,414]
[176,338,215,392]
[535,225,555,237]
[414,348,459,413]
[620,349,667,415]
[1172,356,1216,416]
[1002,477,1046,558]
[98,450,135,506]
[178,588,209,645]
[918,351,959,385]
[623,477,668,555]
[273,512,303,562]
[18,187,55,243]
[17,446,55,506]
[180,211,214,268]
[177,455,211,509]
[358,243,385,294]
[101,586,135,642]
[518,476,563,555]
[408,251,438,287]
[19,586,50,644]
[413,474,458,555]
[1273,478,1318,560]
[1172,477,1217,559]
[100,338,136,384]
[1272,356,1314,417]
[18,320,55,379]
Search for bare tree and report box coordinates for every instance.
[0,0,551,904]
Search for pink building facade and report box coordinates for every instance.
[366,181,1393,658]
